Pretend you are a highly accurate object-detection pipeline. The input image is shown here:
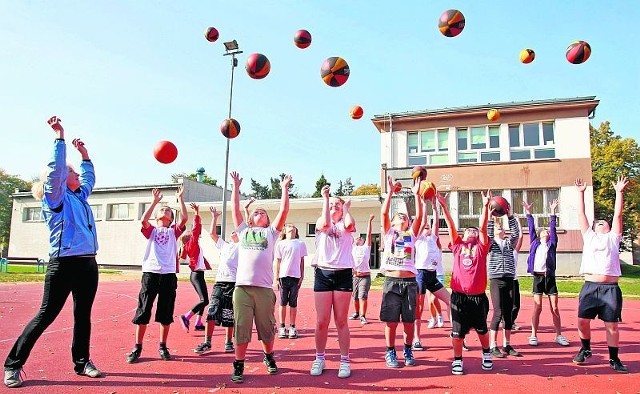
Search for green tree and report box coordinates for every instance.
[590,122,640,250]
[312,174,331,198]
[0,170,31,255]
[172,172,217,186]
[352,184,381,196]
[343,177,355,196]
[251,173,297,199]
[334,180,345,197]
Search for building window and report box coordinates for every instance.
[456,126,500,163]
[23,207,42,222]
[511,189,560,228]
[509,122,555,160]
[90,205,102,221]
[458,190,503,229]
[107,203,134,220]
[307,223,316,237]
[139,202,152,220]
[408,129,450,165]
[215,225,221,236]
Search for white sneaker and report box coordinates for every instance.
[528,336,538,346]
[288,326,298,339]
[451,359,464,375]
[310,359,325,376]
[338,361,351,378]
[481,352,493,371]
[437,315,444,328]
[555,335,570,346]
[360,316,368,325]
[278,326,287,339]
[426,318,436,329]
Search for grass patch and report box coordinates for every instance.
[0,264,121,283]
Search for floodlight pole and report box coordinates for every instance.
[221,43,242,239]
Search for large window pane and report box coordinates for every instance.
[438,129,449,151]
[458,192,470,215]
[509,125,520,147]
[430,154,448,165]
[512,190,524,215]
[408,156,427,165]
[523,123,540,146]
[528,190,544,213]
[472,191,483,215]
[489,126,500,148]
[90,205,102,220]
[457,152,477,163]
[534,148,555,159]
[542,122,554,145]
[408,132,419,154]
[421,130,436,152]
[457,128,468,150]
[510,150,530,160]
[470,127,486,149]
[481,152,500,162]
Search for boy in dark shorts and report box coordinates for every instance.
[437,190,493,375]
[574,176,629,373]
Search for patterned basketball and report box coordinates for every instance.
[411,166,428,181]
[153,140,178,164]
[350,105,364,120]
[320,57,350,87]
[205,27,219,43]
[220,118,240,139]
[438,9,465,37]
[519,48,535,64]
[566,41,591,64]
[393,181,403,193]
[294,29,312,49]
[490,196,510,217]
[245,53,271,79]
[418,181,437,199]
[487,109,500,122]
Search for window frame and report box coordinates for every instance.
[457,190,503,229]
[407,128,450,166]
[90,204,103,221]
[508,121,556,161]
[456,125,501,164]
[511,188,560,229]
[306,223,316,237]
[23,207,43,222]
[107,203,134,221]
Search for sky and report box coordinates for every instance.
[1,1,638,196]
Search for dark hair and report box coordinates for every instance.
[465,226,479,231]
[592,218,611,230]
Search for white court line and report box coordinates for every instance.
[0,291,137,344]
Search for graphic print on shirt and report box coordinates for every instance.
[460,245,477,270]
[242,228,269,251]
[155,227,171,246]
[387,231,412,268]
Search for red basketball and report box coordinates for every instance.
[245,53,271,79]
[220,118,240,139]
[153,140,178,164]
[393,181,403,193]
[490,196,510,217]
[566,40,591,64]
[350,105,363,120]
[438,9,465,38]
[320,57,350,87]
[294,29,312,49]
[205,27,219,43]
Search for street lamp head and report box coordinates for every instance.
[224,40,239,51]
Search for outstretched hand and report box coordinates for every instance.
[230,171,242,188]
[210,206,221,219]
[575,178,587,193]
[190,203,199,213]
[612,176,629,193]
[320,185,330,198]
[72,138,89,159]
[152,188,163,203]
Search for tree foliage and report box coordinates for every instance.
[352,184,381,196]
[312,174,330,198]
[172,172,217,186]
[250,173,297,199]
[590,122,640,250]
[334,177,355,196]
[0,170,31,255]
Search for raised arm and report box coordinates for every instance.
[479,190,491,246]
[343,199,356,232]
[190,203,201,239]
[507,206,519,248]
[72,138,95,200]
[209,206,221,243]
[612,176,629,235]
[431,197,440,236]
[315,185,331,231]
[230,171,243,228]
[142,188,163,229]
[176,185,188,228]
[381,176,395,233]
[272,175,292,231]
[411,182,424,236]
[523,200,537,242]
[575,178,589,234]
[243,197,256,223]
[365,214,375,247]
[549,199,558,245]
[436,192,458,241]
[42,116,67,210]
[514,216,524,251]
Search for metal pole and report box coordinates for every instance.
[220,52,240,239]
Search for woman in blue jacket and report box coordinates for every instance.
[4,116,101,389]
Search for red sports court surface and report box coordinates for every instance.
[0,279,639,394]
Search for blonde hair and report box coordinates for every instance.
[177,230,192,259]
[247,208,270,227]
[31,165,75,201]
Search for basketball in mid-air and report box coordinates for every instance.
[294,29,312,49]
[438,9,465,37]
[519,48,535,64]
[220,118,240,139]
[350,105,364,120]
[321,57,350,87]
[411,166,428,182]
[153,140,178,164]
[205,27,219,43]
[392,181,403,193]
[490,196,511,217]
[566,41,591,64]
[245,53,271,79]
[487,109,500,122]
[418,181,437,200]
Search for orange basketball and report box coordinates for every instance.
[153,140,178,164]
[220,118,240,139]
[418,181,437,199]
[350,105,364,120]
[487,109,500,122]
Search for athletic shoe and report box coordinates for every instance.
[338,361,351,378]
[462,340,470,351]
[194,342,211,354]
[231,361,244,383]
[179,315,190,333]
[75,360,102,378]
[126,347,142,364]
[349,313,360,320]
[528,336,538,346]
[403,347,416,366]
[481,352,493,371]
[194,324,205,331]
[224,342,235,353]
[263,354,278,374]
[412,341,424,351]
[437,315,445,328]
[159,347,172,361]
[288,327,298,339]
[278,326,287,339]
[4,368,23,388]
[451,359,464,375]
[555,335,570,347]
[511,324,521,331]
[385,349,400,368]
[360,316,368,325]
[609,359,629,373]
[504,345,522,357]
[491,347,506,358]
[426,318,436,329]
[310,359,325,376]
[572,348,592,364]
